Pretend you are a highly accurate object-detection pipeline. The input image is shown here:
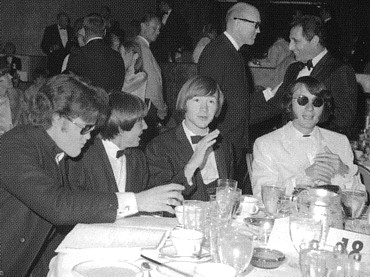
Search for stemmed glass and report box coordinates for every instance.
[217,225,254,276]
[289,211,323,267]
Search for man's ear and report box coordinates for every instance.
[311,35,320,46]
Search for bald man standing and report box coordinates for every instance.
[198,3,261,193]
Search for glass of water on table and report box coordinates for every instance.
[261,184,286,217]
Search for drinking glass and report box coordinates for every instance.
[261,185,286,217]
[289,212,323,253]
[217,178,238,190]
[218,226,254,276]
[342,189,367,218]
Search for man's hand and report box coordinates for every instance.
[135,183,184,214]
[184,129,220,182]
[305,146,349,183]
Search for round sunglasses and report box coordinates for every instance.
[293,95,324,107]
[65,116,95,135]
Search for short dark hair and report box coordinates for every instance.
[83,14,106,37]
[120,39,143,73]
[140,13,159,25]
[176,75,224,118]
[28,73,108,129]
[291,15,326,47]
[283,76,333,119]
[100,92,147,140]
[160,0,174,9]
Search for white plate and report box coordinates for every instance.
[159,245,211,262]
[72,260,143,277]
[156,261,197,277]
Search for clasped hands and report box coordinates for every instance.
[305,146,349,184]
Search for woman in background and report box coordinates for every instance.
[192,23,217,63]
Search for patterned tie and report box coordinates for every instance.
[116,148,132,158]
[191,135,205,144]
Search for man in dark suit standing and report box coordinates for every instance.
[67,14,125,93]
[41,12,73,76]
[151,0,190,62]
[251,15,357,138]
[198,3,261,193]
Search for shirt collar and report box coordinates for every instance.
[287,121,318,140]
[182,120,209,145]
[102,139,121,159]
[137,35,150,47]
[224,31,240,50]
[311,48,328,67]
[55,152,65,164]
[86,37,103,44]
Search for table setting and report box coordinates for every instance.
[48,179,370,277]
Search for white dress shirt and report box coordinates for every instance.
[182,121,219,184]
[101,139,138,218]
[58,26,68,48]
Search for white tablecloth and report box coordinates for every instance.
[48,216,301,277]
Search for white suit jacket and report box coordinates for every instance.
[252,121,363,198]
[135,36,167,118]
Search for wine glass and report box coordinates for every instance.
[289,212,323,268]
[218,226,254,276]
[289,212,323,253]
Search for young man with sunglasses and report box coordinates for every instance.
[0,74,183,276]
[251,76,364,199]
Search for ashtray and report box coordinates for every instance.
[244,217,275,235]
[251,247,285,269]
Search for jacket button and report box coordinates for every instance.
[20,237,26,243]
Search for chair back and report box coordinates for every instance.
[246,153,253,184]
[357,164,370,204]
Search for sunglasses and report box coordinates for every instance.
[65,116,95,135]
[233,17,261,29]
[293,95,324,107]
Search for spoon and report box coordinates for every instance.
[141,261,152,277]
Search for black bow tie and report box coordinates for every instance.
[302,134,311,137]
[191,135,205,144]
[303,60,313,70]
[116,148,132,158]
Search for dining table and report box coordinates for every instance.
[47,215,303,277]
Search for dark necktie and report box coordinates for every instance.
[116,148,132,158]
[303,59,313,70]
[191,135,205,144]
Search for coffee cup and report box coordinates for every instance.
[236,195,259,219]
[170,228,203,256]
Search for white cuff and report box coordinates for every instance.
[262,87,274,101]
[116,192,138,219]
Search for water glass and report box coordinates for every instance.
[289,212,323,253]
[183,200,209,233]
[218,226,254,276]
[261,185,286,217]
[299,242,335,277]
[341,189,367,218]
[217,178,238,190]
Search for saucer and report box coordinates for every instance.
[72,260,142,277]
[159,245,211,262]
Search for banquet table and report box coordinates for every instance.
[48,215,302,277]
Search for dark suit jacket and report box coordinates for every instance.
[0,125,118,276]
[41,24,73,76]
[252,52,357,136]
[0,55,22,72]
[151,10,190,62]
[67,138,148,193]
[198,34,251,153]
[67,38,125,93]
[145,124,234,201]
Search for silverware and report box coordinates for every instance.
[141,261,152,277]
[140,254,193,277]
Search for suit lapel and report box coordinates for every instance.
[214,145,227,178]
[175,125,194,165]
[95,139,119,192]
